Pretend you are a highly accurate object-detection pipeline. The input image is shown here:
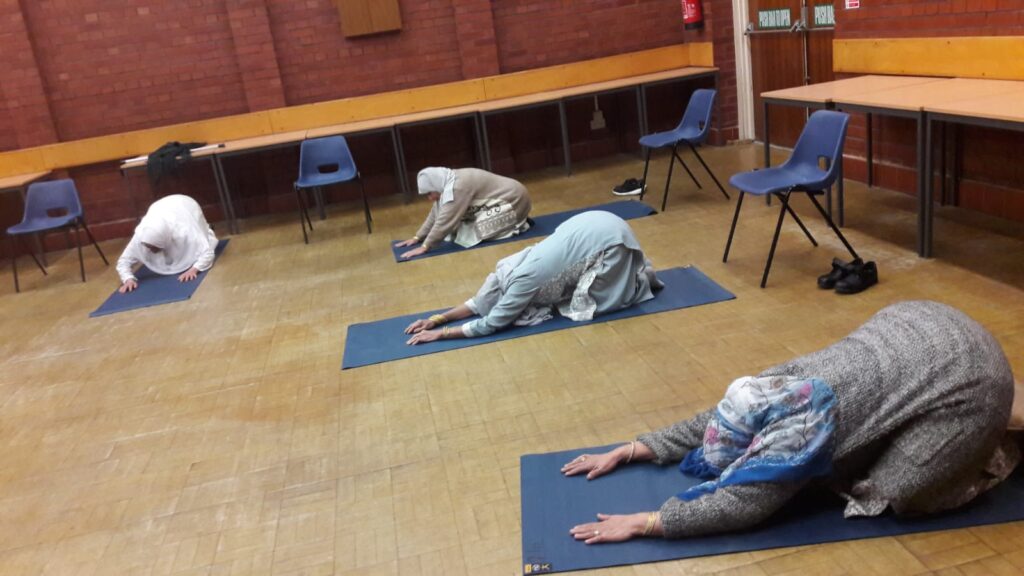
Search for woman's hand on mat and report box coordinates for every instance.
[400,246,428,260]
[570,513,649,544]
[404,318,436,334]
[119,279,138,293]
[406,329,442,345]
[395,237,420,248]
[561,448,625,480]
[178,267,199,282]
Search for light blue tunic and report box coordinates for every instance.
[461,211,660,337]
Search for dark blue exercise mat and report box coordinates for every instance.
[90,239,230,318]
[390,200,657,262]
[521,444,1024,574]
[341,266,733,369]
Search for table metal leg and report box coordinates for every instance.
[472,113,485,169]
[479,113,493,172]
[388,127,408,197]
[394,126,412,202]
[558,100,571,176]
[764,100,772,206]
[211,156,239,235]
[866,113,874,188]
[940,121,948,206]
[639,85,649,139]
[919,113,931,258]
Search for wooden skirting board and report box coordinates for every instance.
[834,36,1024,80]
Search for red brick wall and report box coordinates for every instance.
[492,0,688,71]
[21,2,251,141]
[0,0,733,253]
[265,0,466,105]
[835,2,1024,223]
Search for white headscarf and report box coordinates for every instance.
[417,167,457,205]
[132,195,215,275]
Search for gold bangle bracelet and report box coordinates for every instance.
[642,512,657,537]
[442,325,450,338]
[429,314,448,325]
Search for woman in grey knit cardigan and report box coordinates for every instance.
[563,301,1020,543]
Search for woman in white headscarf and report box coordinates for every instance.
[395,167,532,259]
[116,195,218,293]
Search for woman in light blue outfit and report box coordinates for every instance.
[405,211,662,345]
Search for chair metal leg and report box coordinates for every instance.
[672,148,702,190]
[27,240,47,275]
[315,187,327,221]
[761,192,791,289]
[359,177,372,234]
[295,187,311,244]
[686,142,729,199]
[639,147,651,202]
[10,236,19,293]
[80,219,108,265]
[806,193,859,260]
[661,145,677,212]
[74,225,85,282]
[722,191,745,263]
[782,201,818,247]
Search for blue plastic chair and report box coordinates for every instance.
[638,89,728,211]
[294,136,372,243]
[722,110,859,288]
[6,179,109,292]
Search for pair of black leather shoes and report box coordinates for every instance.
[817,257,878,294]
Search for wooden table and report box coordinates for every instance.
[120,144,241,234]
[761,76,943,209]
[832,78,1024,257]
[923,84,1024,257]
[477,66,718,177]
[118,67,719,231]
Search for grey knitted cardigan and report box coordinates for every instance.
[638,301,1019,538]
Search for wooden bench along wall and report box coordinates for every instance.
[0,43,713,179]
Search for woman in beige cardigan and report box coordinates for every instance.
[396,167,532,259]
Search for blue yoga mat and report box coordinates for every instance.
[341,266,734,369]
[390,200,657,262]
[90,239,229,318]
[522,444,1024,574]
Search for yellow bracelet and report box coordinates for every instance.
[429,314,448,325]
[442,325,450,338]
[412,235,420,242]
[626,441,636,464]
[642,512,658,537]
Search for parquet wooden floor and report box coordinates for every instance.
[1,143,1022,575]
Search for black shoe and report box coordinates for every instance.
[817,257,862,290]
[835,261,878,295]
[613,178,645,196]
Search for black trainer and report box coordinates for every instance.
[835,261,878,295]
[612,178,645,196]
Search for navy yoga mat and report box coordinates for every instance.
[90,239,229,318]
[390,200,657,262]
[341,266,734,369]
[521,444,1024,574]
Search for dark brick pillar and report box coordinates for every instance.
[0,0,59,147]
[226,0,287,111]
[685,0,738,145]
[452,0,501,78]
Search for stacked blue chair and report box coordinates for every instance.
[638,88,728,211]
[723,110,859,288]
[294,136,372,243]
[6,179,109,293]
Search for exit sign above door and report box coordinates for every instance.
[814,4,835,26]
[757,8,792,30]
